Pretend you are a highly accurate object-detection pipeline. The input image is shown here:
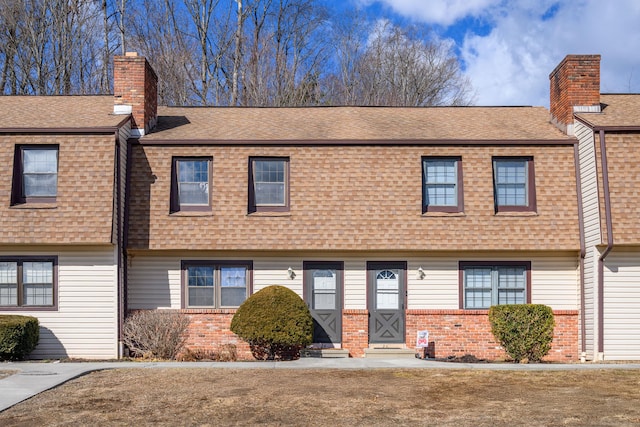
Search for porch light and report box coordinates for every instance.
[287,267,296,280]
[417,267,426,280]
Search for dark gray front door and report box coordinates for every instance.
[303,262,343,344]
[367,261,406,344]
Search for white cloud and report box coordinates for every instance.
[461,0,640,105]
[364,0,640,106]
[363,0,500,26]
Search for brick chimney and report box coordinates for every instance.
[549,54,601,135]
[113,52,158,137]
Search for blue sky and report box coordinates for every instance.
[339,0,640,106]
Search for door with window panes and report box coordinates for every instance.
[367,261,406,344]
[303,262,343,344]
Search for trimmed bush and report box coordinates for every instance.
[230,285,313,360]
[488,304,555,363]
[0,315,39,360]
[123,310,190,360]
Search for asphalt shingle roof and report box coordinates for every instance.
[0,95,125,129]
[145,105,573,141]
[575,94,640,128]
[0,96,578,141]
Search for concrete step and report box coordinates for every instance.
[364,348,417,359]
[300,348,350,358]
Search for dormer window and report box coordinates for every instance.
[170,157,212,213]
[422,156,464,213]
[12,145,58,204]
[248,157,290,213]
[492,157,536,213]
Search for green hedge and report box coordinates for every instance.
[488,304,555,363]
[0,315,40,360]
[230,285,313,360]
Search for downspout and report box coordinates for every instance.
[598,129,613,359]
[573,142,587,359]
[115,129,124,359]
[122,136,134,357]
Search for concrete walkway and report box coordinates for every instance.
[2,358,640,413]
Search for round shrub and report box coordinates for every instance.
[488,304,555,363]
[0,315,39,360]
[230,285,313,360]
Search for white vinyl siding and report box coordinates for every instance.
[128,253,579,312]
[343,260,366,309]
[407,258,458,309]
[576,120,601,359]
[127,257,182,309]
[0,247,118,359]
[602,250,640,360]
[252,259,303,296]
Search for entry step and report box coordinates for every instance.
[300,348,350,358]
[364,348,417,358]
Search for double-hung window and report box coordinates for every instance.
[249,157,289,213]
[460,261,530,309]
[493,157,536,212]
[12,146,59,204]
[182,261,252,308]
[422,157,463,213]
[0,257,57,310]
[171,157,211,212]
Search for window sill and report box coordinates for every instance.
[10,203,57,210]
[180,308,238,314]
[422,211,465,217]
[169,211,214,217]
[247,212,292,217]
[494,211,538,217]
[0,306,58,311]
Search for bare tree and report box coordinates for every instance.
[184,0,218,104]
[0,0,474,106]
[0,0,105,95]
[231,0,245,105]
[0,0,21,94]
[116,0,127,53]
[241,0,328,106]
[323,7,368,105]
[127,0,197,105]
[327,21,474,106]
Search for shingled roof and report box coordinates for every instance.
[0,95,127,130]
[142,105,574,142]
[575,94,640,128]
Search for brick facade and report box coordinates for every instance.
[178,309,578,361]
[406,309,578,361]
[549,54,601,129]
[182,310,252,360]
[113,53,157,135]
[342,310,369,358]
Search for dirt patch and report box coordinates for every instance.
[437,354,489,363]
[1,368,640,426]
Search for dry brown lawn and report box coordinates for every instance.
[1,368,640,426]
